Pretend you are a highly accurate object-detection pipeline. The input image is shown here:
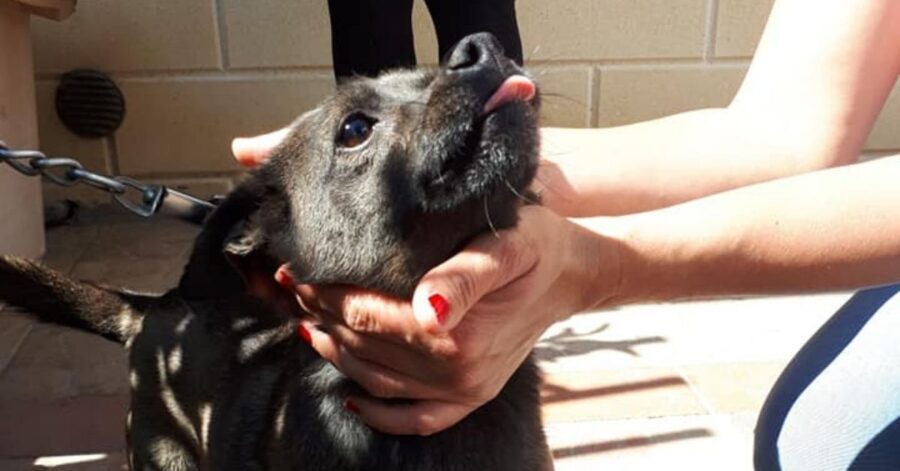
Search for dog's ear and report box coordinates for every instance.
[178,176,273,300]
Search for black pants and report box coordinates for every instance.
[326,0,523,81]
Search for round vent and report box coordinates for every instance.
[55,69,126,138]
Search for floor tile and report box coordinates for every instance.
[68,240,191,293]
[542,294,849,373]
[0,395,128,457]
[536,310,669,374]
[548,414,753,471]
[541,368,706,423]
[0,325,127,400]
[681,362,785,414]
[0,310,34,375]
[0,458,34,471]
[32,452,129,470]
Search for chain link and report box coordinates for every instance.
[0,140,217,225]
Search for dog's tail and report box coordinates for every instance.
[0,255,154,344]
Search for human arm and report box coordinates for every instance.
[538,0,900,216]
[598,153,900,305]
[309,152,900,435]
[234,0,900,207]
[231,0,900,436]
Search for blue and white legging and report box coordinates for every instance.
[755,284,900,470]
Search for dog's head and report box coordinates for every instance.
[199,33,540,298]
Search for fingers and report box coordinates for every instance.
[231,127,290,167]
[294,281,432,345]
[292,280,460,361]
[412,227,539,333]
[300,322,438,400]
[347,395,475,436]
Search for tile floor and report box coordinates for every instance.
[0,207,852,470]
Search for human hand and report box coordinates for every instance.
[231,128,619,435]
[282,205,617,435]
[231,128,290,167]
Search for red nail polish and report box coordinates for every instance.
[429,294,450,325]
[274,267,293,287]
[297,324,312,345]
[344,399,360,415]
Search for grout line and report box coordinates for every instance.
[703,0,720,62]
[34,66,334,82]
[861,150,900,161]
[212,0,231,70]
[590,67,601,128]
[121,170,246,180]
[584,67,593,128]
[0,322,34,380]
[707,57,753,65]
[675,364,717,415]
[104,135,120,176]
[33,58,756,83]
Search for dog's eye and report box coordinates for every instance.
[337,113,376,148]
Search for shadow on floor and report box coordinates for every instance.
[534,324,666,363]
[542,376,686,404]
[552,428,713,459]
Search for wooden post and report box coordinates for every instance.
[0,0,75,258]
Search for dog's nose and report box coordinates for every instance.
[445,32,506,78]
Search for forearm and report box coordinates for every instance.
[536,0,900,218]
[583,155,900,307]
[536,108,823,216]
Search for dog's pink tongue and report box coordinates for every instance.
[483,75,535,114]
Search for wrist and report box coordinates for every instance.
[573,212,685,310]
[562,216,628,313]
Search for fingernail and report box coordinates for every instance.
[344,399,360,415]
[274,266,293,287]
[297,323,312,345]
[429,293,450,325]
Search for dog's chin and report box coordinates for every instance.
[421,98,540,214]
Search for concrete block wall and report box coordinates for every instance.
[30,0,900,205]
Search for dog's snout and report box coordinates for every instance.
[445,32,506,77]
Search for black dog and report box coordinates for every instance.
[0,33,551,470]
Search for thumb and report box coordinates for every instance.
[411,230,537,333]
[231,127,290,167]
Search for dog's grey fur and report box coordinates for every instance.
[0,33,551,470]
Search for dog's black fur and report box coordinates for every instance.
[0,33,551,470]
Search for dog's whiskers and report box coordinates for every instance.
[484,195,501,239]
[503,178,539,205]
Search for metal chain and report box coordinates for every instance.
[0,140,217,225]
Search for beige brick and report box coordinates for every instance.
[596,66,747,127]
[518,0,706,61]
[865,82,900,152]
[116,75,334,175]
[31,1,220,73]
[532,67,591,128]
[715,0,775,58]
[224,0,332,69]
